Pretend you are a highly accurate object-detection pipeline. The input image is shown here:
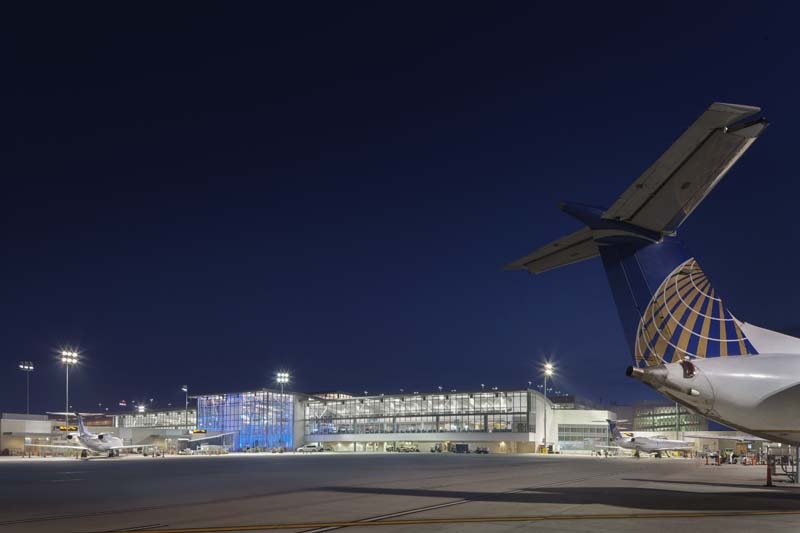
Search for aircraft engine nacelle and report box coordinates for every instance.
[97,434,105,440]
[626,362,714,415]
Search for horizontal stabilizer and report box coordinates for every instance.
[603,102,768,233]
[505,227,598,273]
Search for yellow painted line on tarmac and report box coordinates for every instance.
[107,509,800,533]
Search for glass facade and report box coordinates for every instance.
[197,391,294,451]
[633,402,708,433]
[117,409,197,429]
[557,424,609,451]
[304,390,533,436]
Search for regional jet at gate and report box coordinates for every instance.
[605,419,692,458]
[507,102,800,446]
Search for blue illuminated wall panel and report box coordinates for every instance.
[197,390,294,451]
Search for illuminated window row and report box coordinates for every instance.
[118,409,197,429]
[304,391,534,435]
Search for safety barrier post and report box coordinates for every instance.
[765,459,773,487]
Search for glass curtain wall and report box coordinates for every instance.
[197,391,293,451]
[633,402,708,433]
[557,424,609,451]
[118,409,197,429]
[304,390,531,436]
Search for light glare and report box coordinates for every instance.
[60,350,79,365]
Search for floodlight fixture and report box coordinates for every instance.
[60,350,79,365]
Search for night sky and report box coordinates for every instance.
[5,4,800,414]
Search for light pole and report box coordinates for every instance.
[61,350,79,427]
[543,362,553,452]
[181,385,189,430]
[276,372,290,449]
[18,361,34,414]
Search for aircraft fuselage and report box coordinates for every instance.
[628,352,800,445]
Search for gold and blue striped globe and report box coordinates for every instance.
[635,258,756,367]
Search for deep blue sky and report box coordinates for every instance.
[4,3,800,414]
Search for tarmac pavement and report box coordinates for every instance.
[1,452,798,532]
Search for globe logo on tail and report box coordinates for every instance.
[635,258,757,367]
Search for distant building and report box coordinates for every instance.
[632,401,708,435]
[0,413,53,455]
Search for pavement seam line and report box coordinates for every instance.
[82,509,800,533]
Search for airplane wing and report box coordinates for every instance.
[682,432,767,442]
[504,227,598,273]
[27,440,155,450]
[24,443,86,450]
[602,102,768,233]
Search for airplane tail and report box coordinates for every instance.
[75,412,90,437]
[505,102,788,367]
[607,419,623,441]
[565,203,757,367]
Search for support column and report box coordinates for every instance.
[795,446,799,484]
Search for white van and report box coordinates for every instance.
[296,443,324,453]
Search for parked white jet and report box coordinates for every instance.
[605,419,692,457]
[507,102,800,446]
[27,413,143,457]
[27,413,236,458]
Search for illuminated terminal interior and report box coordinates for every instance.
[196,390,295,451]
[304,390,532,435]
[300,388,612,453]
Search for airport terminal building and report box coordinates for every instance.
[193,387,615,454]
[4,389,722,456]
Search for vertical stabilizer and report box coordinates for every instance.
[75,412,90,437]
[506,103,769,367]
[607,419,623,441]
